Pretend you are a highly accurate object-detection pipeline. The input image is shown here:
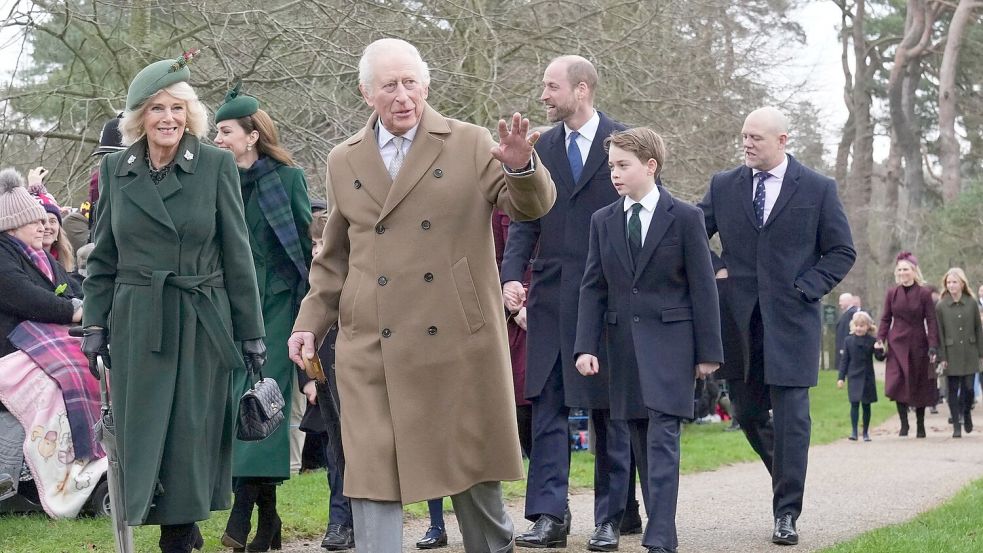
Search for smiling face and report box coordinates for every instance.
[945,273,964,298]
[41,212,59,250]
[741,109,788,171]
[608,145,657,202]
[895,260,916,286]
[7,220,45,250]
[541,60,581,124]
[213,119,259,167]
[852,319,869,336]
[142,91,187,151]
[360,50,429,136]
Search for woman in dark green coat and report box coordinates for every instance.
[936,268,983,437]
[213,84,313,552]
[82,56,266,553]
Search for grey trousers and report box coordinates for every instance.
[352,481,514,553]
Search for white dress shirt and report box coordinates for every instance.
[377,123,419,167]
[564,110,600,164]
[751,154,788,224]
[623,186,661,246]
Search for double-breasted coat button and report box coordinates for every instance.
[421,220,432,230]
[424,272,434,282]
[378,276,388,286]
[632,287,639,294]
[433,168,443,178]
[375,224,386,234]
[427,326,438,335]
[382,328,392,338]
[354,180,362,189]
[331,363,335,369]
[633,316,640,322]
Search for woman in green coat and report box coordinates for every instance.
[82,56,266,553]
[936,267,983,438]
[213,84,313,552]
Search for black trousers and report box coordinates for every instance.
[946,375,976,423]
[727,305,811,520]
[627,410,681,551]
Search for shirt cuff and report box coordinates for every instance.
[502,156,536,177]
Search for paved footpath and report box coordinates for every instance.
[282,406,983,552]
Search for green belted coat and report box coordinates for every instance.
[83,134,264,525]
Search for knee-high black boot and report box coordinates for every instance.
[915,407,926,438]
[247,484,282,551]
[897,402,909,436]
[159,523,204,553]
[223,481,260,550]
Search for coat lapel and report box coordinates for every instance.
[114,140,177,234]
[344,121,390,210]
[633,189,675,282]
[603,202,634,277]
[763,155,799,228]
[738,165,759,230]
[380,105,448,221]
[571,114,612,198]
[543,127,574,196]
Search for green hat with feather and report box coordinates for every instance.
[125,48,202,110]
[215,81,259,123]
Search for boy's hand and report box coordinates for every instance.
[695,362,719,379]
[576,353,599,376]
[836,379,844,389]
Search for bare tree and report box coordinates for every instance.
[938,0,982,202]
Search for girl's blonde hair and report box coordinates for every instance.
[940,267,974,300]
[849,310,876,335]
[894,259,925,286]
[119,81,208,146]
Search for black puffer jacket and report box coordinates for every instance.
[0,232,79,357]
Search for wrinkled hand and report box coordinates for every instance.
[242,339,267,375]
[490,113,537,170]
[515,306,528,331]
[288,331,316,370]
[695,362,719,380]
[503,280,526,312]
[80,327,110,380]
[303,380,318,405]
[576,353,599,376]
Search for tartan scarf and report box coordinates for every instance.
[7,321,103,461]
[242,157,309,282]
[8,234,55,283]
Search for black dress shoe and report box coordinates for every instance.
[646,548,675,553]
[416,525,448,549]
[620,500,643,534]
[587,521,620,551]
[322,523,355,550]
[516,514,567,548]
[772,513,798,545]
[564,505,572,535]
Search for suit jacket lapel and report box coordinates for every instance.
[571,114,611,198]
[739,166,759,230]
[345,119,390,210]
[763,155,799,229]
[543,127,574,196]
[380,105,448,221]
[114,140,177,234]
[633,189,675,282]
[604,202,634,277]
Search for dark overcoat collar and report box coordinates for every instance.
[739,153,803,230]
[603,186,675,281]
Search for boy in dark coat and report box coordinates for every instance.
[837,311,884,441]
[575,128,723,553]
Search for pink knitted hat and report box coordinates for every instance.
[0,168,47,232]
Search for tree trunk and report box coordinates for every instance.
[938,0,981,202]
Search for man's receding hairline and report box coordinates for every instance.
[745,107,789,135]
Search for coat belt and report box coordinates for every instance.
[114,266,241,369]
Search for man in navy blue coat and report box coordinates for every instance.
[698,107,856,546]
[502,56,634,550]
[575,128,723,553]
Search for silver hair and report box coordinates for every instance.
[358,38,431,91]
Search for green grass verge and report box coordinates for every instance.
[0,370,902,551]
[820,477,983,552]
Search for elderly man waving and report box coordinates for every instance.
[288,38,555,552]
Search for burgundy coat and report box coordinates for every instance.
[493,209,531,407]
[877,284,939,407]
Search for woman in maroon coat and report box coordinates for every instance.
[876,252,939,438]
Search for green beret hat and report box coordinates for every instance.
[125,49,201,110]
[215,81,259,123]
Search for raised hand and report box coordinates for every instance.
[491,112,539,170]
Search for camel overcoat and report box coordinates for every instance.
[293,104,555,504]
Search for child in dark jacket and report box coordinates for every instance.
[837,311,885,441]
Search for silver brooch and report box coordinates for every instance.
[127,155,136,164]
[184,150,194,161]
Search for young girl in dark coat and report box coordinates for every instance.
[838,311,885,441]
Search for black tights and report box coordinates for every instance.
[850,402,871,435]
[946,375,976,423]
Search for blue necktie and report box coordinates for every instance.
[567,131,583,184]
[753,171,770,227]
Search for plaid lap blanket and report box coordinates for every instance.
[7,321,103,460]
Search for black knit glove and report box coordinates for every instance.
[242,339,267,375]
[81,327,110,380]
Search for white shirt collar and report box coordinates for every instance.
[377,122,420,150]
[752,153,789,181]
[623,185,660,213]
[564,110,599,143]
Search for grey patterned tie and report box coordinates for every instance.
[388,136,406,180]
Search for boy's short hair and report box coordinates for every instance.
[604,127,667,179]
[309,211,328,240]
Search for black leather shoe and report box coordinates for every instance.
[564,505,572,535]
[964,412,973,433]
[772,513,798,545]
[620,500,643,534]
[587,521,620,551]
[646,548,675,553]
[516,514,567,548]
[416,525,448,549]
[321,523,355,550]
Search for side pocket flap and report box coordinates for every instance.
[661,307,693,322]
[605,311,618,324]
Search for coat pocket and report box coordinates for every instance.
[452,257,486,334]
[661,307,693,323]
[339,267,361,339]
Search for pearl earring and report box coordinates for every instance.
[247,144,252,151]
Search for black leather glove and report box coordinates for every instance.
[242,338,267,375]
[81,327,110,380]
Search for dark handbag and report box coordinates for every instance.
[237,370,285,441]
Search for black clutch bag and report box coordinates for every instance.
[237,370,285,442]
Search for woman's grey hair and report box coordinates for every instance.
[358,38,431,91]
[119,81,208,145]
